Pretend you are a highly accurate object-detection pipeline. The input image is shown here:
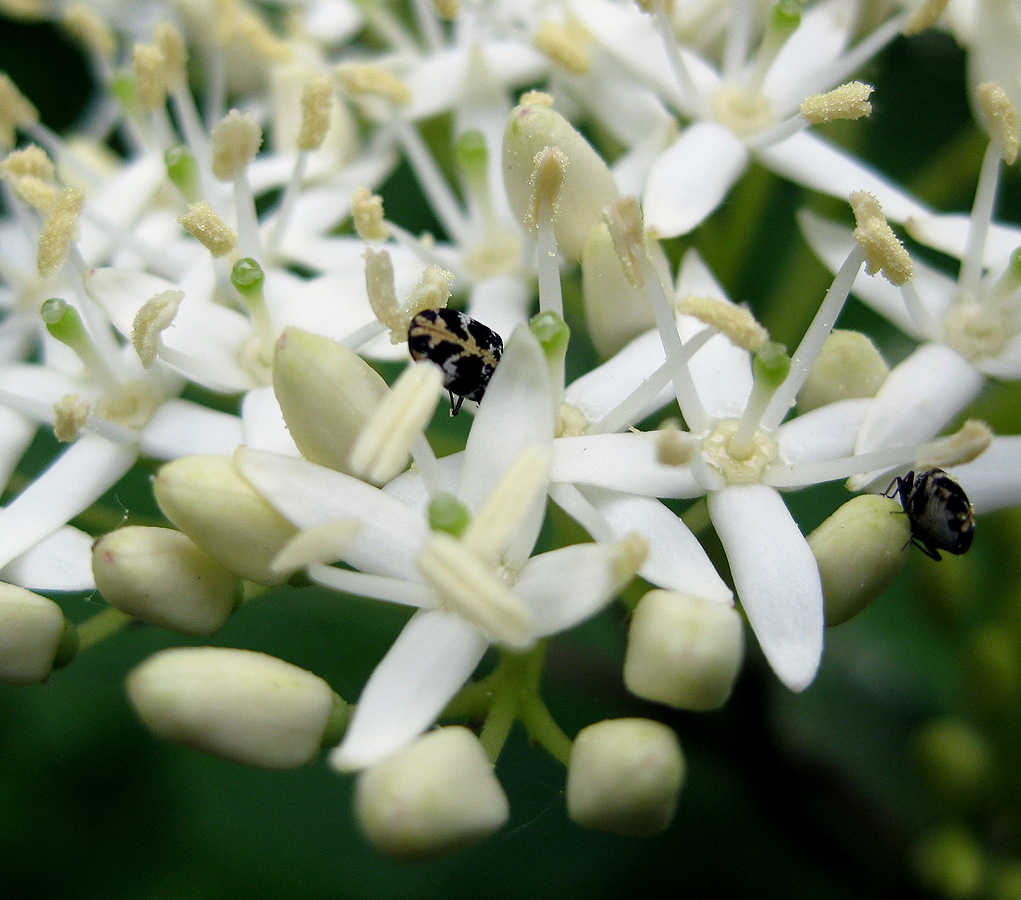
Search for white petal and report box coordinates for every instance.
[949,436,1021,514]
[708,484,823,691]
[0,434,137,569]
[580,487,731,601]
[777,398,871,466]
[242,386,300,455]
[551,432,703,498]
[761,132,930,224]
[0,407,37,489]
[140,400,245,459]
[0,525,95,591]
[235,448,428,580]
[643,122,748,237]
[465,276,532,342]
[85,268,182,339]
[329,609,487,770]
[906,212,1021,269]
[977,331,1021,379]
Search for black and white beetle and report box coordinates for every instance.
[884,468,974,561]
[407,308,504,416]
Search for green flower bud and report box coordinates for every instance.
[354,727,509,860]
[127,647,342,769]
[153,454,298,586]
[566,718,685,836]
[623,590,743,711]
[0,583,72,685]
[808,494,910,626]
[913,717,992,805]
[963,625,1021,715]
[798,330,889,412]
[92,526,241,635]
[273,327,390,473]
[503,94,618,260]
[914,825,984,900]
[428,493,470,537]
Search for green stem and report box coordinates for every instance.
[519,695,573,767]
[478,681,519,764]
[76,607,132,651]
[681,497,711,534]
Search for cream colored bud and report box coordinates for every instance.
[581,222,657,357]
[798,329,889,412]
[62,4,116,61]
[93,526,240,635]
[132,43,168,110]
[624,590,744,710]
[211,109,263,180]
[808,494,911,626]
[37,186,84,277]
[132,290,183,367]
[354,727,509,860]
[0,72,39,148]
[567,718,685,836]
[352,187,388,242]
[273,327,390,473]
[127,647,339,768]
[297,75,333,152]
[902,0,951,35]
[153,454,298,586]
[503,96,618,260]
[976,83,1019,165]
[0,583,71,685]
[178,201,238,257]
[850,191,913,285]
[800,82,873,124]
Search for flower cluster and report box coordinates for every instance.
[0,0,1018,870]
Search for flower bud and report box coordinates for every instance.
[0,583,75,685]
[92,526,240,635]
[566,718,684,836]
[153,455,298,586]
[624,590,743,711]
[808,494,910,626]
[798,330,889,412]
[272,327,390,473]
[913,825,984,900]
[963,625,1021,715]
[503,94,618,260]
[913,717,992,805]
[127,647,343,768]
[354,727,509,860]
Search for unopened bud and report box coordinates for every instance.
[624,590,743,710]
[913,717,992,804]
[0,583,75,685]
[273,328,390,473]
[153,454,298,586]
[798,329,889,411]
[567,718,685,836]
[354,727,509,860]
[92,526,240,635]
[808,494,910,626]
[913,825,984,899]
[127,647,343,768]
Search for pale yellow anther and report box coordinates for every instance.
[850,191,913,286]
[405,265,453,320]
[557,402,589,438]
[132,290,183,368]
[533,20,591,75]
[53,394,91,442]
[417,532,536,650]
[0,0,46,18]
[602,196,647,288]
[349,362,443,485]
[902,0,950,35]
[335,63,412,107]
[656,419,695,466]
[235,11,291,62]
[677,294,769,352]
[976,83,1019,165]
[528,146,568,231]
[518,90,554,108]
[1,143,53,179]
[271,520,360,574]
[0,73,39,148]
[352,187,388,242]
[211,110,263,180]
[155,22,188,91]
[364,247,406,340]
[61,5,116,61]
[800,82,873,124]
[918,420,993,470]
[462,446,552,563]
[132,43,168,110]
[614,533,649,584]
[297,75,333,152]
[178,201,238,257]
[12,174,58,211]
[37,186,84,277]
[431,0,460,19]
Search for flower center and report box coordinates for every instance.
[95,381,161,430]
[712,86,774,139]
[943,301,1010,361]
[701,419,778,483]
[466,232,521,279]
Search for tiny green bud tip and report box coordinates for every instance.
[320,694,352,749]
[428,493,471,537]
[455,129,488,174]
[530,310,570,355]
[111,72,138,110]
[40,297,68,325]
[752,340,790,386]
[1010,246,1021,276]
[771,0,802,31]
[41,298,84,342]
[165,146,198,191]
[232,257,265,292]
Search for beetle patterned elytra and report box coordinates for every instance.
[884,468,974,561]
[407,308,504,416]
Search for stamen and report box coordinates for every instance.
[37,186,84,277]
[404,265,453,320]
[335,63,413,108]
[348,361,443,486]
[178,201,238,257]
[364,247,407,341]
[297,75,333,152]
[352,187,389,242]
[902,0,951,35]
[800,82,873,124]
[155,22,212,180]
[656,420,696,466]
[1,143,53,179]
[132,43,168,111]
[603,196,646,289]
[0,72,39,149]
[677,295,769,352]
[976,83,1019,165]
[533,20,591,75]
[10,174,58,210]
[530,146,567,318]
[850,191,912,285]
[614,533,650,584]
[61,5,117,64]
[211,110,263,257]
[53,393,91,442]
[132,290,183,368]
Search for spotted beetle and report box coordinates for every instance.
[884,468,974,561]
[407,308,504,416]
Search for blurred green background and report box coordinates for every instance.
[2,8,1021,899]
